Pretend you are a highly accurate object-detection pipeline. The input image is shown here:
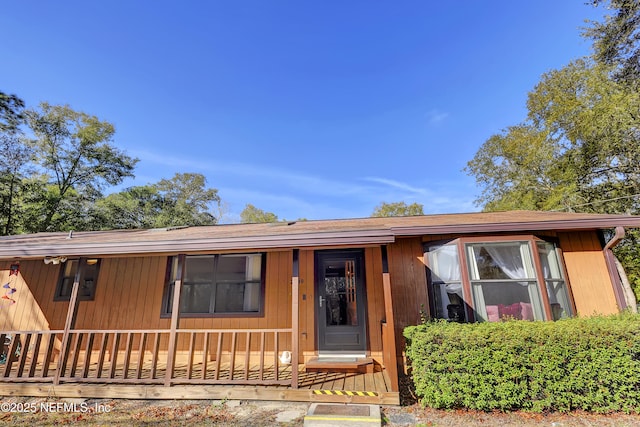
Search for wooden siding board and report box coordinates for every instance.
[131,257,150,331]
[97,258,118,330]
[147,256,167,329]
[387,238,427,352]
[300,249,315,355]
[0,263,9,330]
[3,262,19,330]
[364,247,384,355]
[118,258,138,331]
[15,262,35,329]
[33,260,55,330]
[558,231,618,316]
[12,262,28,331]
[49,265,67,330]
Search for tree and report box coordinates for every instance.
[0,91,25,133]
[0,134,33,235]
[91,184,163,230]
[0,92,29,235]
[464,124,573,212]
[371,201,424,217]
[152,173,220,227]
[585,0,640,86]
[24,103,138,232]
[92,173,220,229]
[466,59,640,214]
[240,204,279,223]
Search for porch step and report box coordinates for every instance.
[305,357,374,373]
[304,403,381,427]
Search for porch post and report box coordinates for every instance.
[165,253,186,387]
[380,246,399,392]
[291,249,300,389]
[55,256,86,385]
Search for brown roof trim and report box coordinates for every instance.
[390,217,640,236]
[3,230,396,259]
[2,211,640,260]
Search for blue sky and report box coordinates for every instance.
[2,1,605,222]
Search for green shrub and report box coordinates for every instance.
[404,314,640,413]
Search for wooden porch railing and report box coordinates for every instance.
[0,328,295,386]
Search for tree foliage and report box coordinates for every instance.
[23,103,139,232]
[0,92,30,235]
[467,59,640,214]
[0,91,25,133]
[93,173,220,229]
[371,201,424,217]
[0,134,33,235]
[585,0,640,87]
[0,95,231,233]
[92,185,163,230]
[152,173,220,227]
[240,204,279,223]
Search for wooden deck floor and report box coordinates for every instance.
[0,362,399,404]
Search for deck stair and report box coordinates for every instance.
[305,356,374,373]
[304,403,381,426]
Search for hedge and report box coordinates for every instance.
[404,314,640,413]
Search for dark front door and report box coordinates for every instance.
[315,250,367,354]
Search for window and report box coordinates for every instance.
[425,237,573,322]
[467,242,545,321]
[163,253,264,317]
[426,244,466,322]
[54,258,101,301]
[537,242,573,320]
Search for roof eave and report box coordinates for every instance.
[391,217,640,236]
[0,230,396,259]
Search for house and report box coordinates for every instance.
[1,210,640,404]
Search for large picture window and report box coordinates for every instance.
[467,241,545,322]
[163,253,264,317]
[425,237,573,322]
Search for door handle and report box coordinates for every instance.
[319,296,325,308]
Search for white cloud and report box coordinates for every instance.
[361,177,429,195]
[426,109,449,125]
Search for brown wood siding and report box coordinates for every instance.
[558,231,618,316]
[1,260,52,331]
[1,253,295,352]
[364,247,385,360]
[386,238,428,353]
[298,249,315,359]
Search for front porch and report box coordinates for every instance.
[0,329,399,404]
[0,247,401,405]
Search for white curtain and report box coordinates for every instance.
[428,245,463,299]
[482,243,543,320]
[484,244,527,280]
